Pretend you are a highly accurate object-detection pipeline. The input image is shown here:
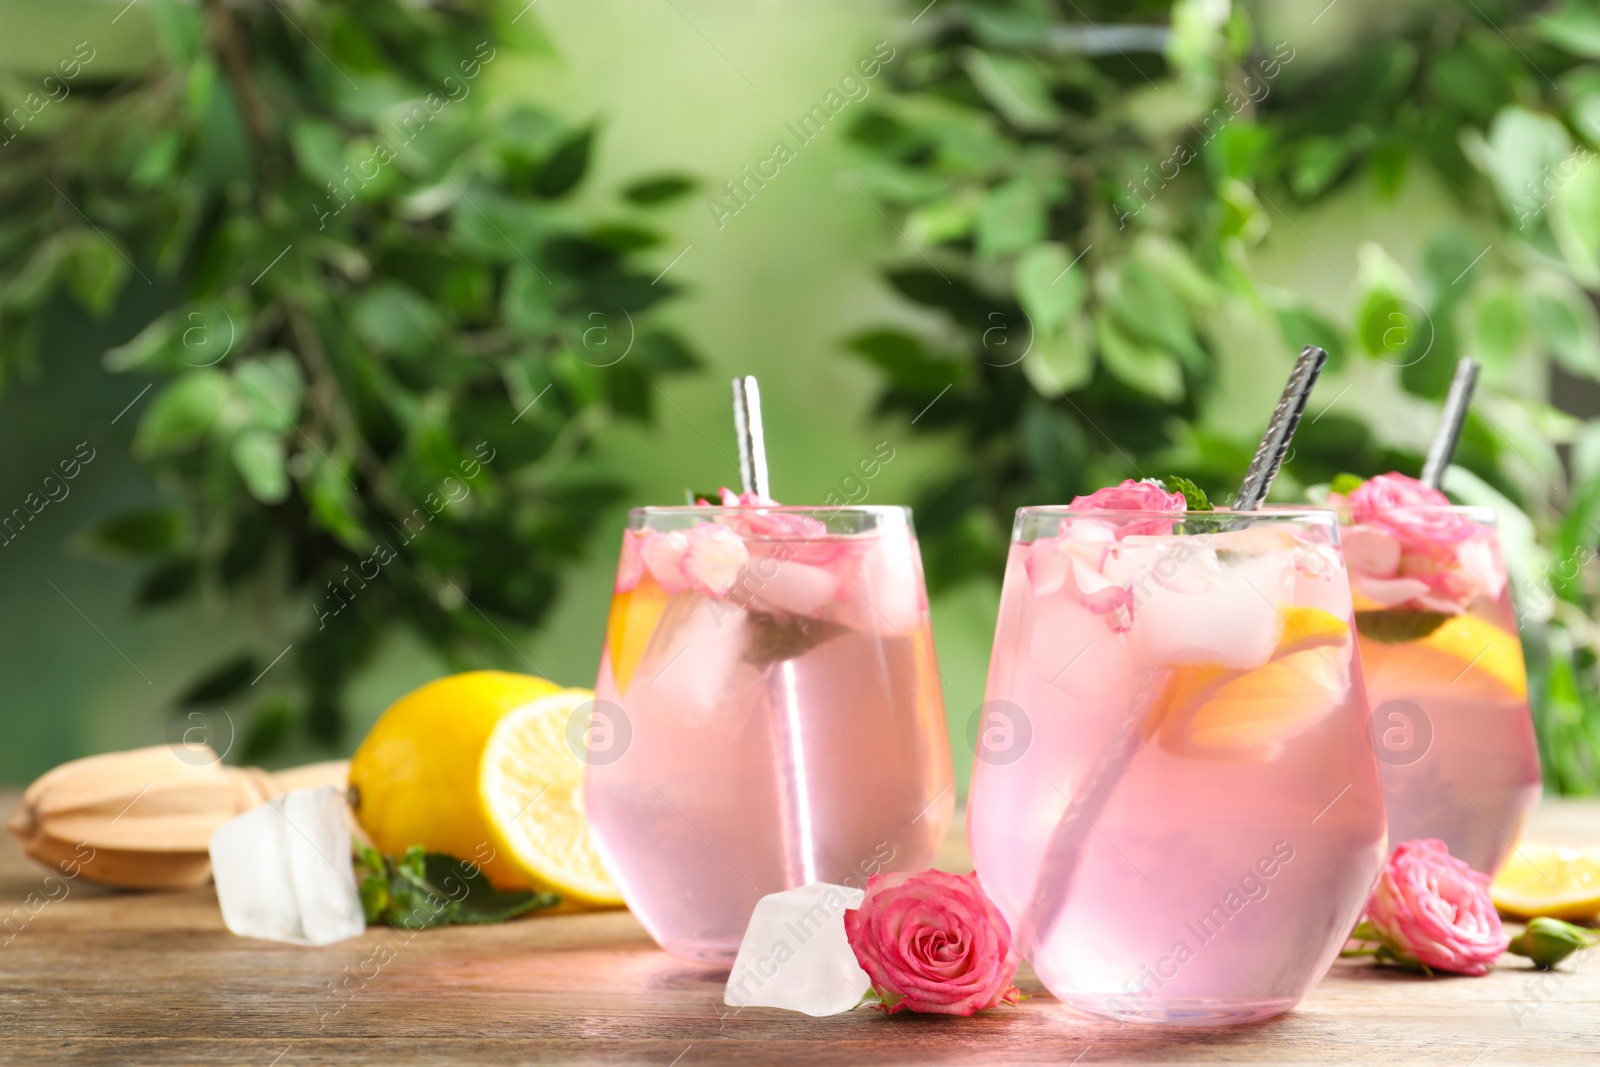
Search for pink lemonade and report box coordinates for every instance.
[968,507,1387,1024]
[586,504,953,961]
[1332,476,1541,875]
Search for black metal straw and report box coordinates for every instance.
[1233,346,1329,511]
[1420,359,1480,490]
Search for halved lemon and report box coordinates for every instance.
[1491,842,1600,921]
[479,689,624,906]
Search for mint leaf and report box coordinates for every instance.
[352,842,560,928]
[686,487,723,504]
[1354,609,1451,643]
[1160,476,1212,511]
[743,611,849,666]
[1330,473,1366,495]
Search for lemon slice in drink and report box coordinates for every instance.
[1491,843,1600,921]
[1417,613,1527,699]
[479,690,624,906]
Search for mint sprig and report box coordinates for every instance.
[1159,476,1213,512]
[354,843,560,928]
[1330,473,1366,495]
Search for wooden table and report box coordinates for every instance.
[4,794,1597,1065]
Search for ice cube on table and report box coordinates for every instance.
[208,785,365,946]
[724,883,870,1016]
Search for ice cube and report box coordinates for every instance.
[724,883,870,1016]
[1129,547,1292,669]
[633,593,763,725]
[209,785,365,946]
[1028,593,1131,700]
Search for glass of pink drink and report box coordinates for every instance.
[1332,474,1540,875]
[968,499,1387,1024]
[585,501,954,961]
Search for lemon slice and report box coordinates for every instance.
[479,690,624,906]
[1418,613,1528,700]
[606,580,671,695]
[1275,606,1350,655]
[1492,842,1600,921]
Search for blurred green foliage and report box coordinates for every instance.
[0,0,697,757]
[847,0,1600,791]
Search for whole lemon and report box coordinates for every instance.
[349,670,560,889]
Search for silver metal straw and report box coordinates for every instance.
[731,376,770,498]
[1420,358,1480,490]
[1233,346,1329,511]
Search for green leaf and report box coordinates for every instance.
[179,653,258,706]
[135,371,231,456]
[621,173,698,205]
[1109,262,1206,374]
[1534,3,1600,59]
[743,611,849,666]
[975,180,1045,259]
[1530,284,1600,377]
[1015,243,1086,338]
[1354,609,1451,643]
[105,313,179,373]
[352,283,442,356]
[77,508,188,560]
[1094,311,1184,402]
[1330,473,1366,495]
[232,429,289,504]
[235,353,306,432]
[961,50,1058,131]
[1471,282,1527,369]
[61,231,129,317]
[1160,476,1213,511]
[533,127,594,198]
[846,329,967,392]
[353,845,560,927]
[1023,318,1093,396]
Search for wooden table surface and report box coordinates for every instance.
[3,793,1597,1066]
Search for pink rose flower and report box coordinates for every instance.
[1364,839,1509,976]
[1070,479,1187,538]
[843,870,1021,1015]
[1347,473,1472,550]
[1336,474,1505,613]
[700,487,829,540]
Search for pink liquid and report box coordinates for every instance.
[1358,586,1541,875]
[969,521,1387,1023]
[587,512,953,961]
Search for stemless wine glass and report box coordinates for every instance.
[968,507,1387,1024]
[584,504,954,961]
[1342,504,1540,875]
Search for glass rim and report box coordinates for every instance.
[1338,503,1497,522]
[630,504,911,517]
[1014,506,1337,522]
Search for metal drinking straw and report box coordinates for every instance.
[1234,345,1329,511]
[1419,358,1480,491]
[731,376,816,886]
[731,376,770,499]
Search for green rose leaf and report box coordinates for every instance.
[1354,609,1452,643]
[354,843,560,928]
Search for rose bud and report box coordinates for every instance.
[1508,917,1600,971]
